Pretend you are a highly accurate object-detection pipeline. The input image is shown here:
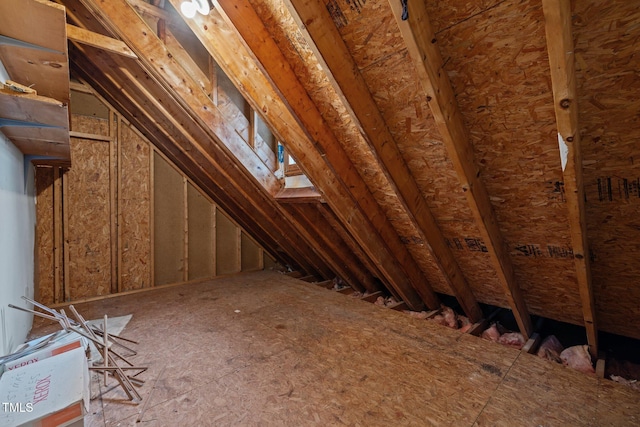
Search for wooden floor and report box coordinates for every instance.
[31,271,640,426]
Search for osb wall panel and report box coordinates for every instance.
[154,152,185,285]
[35,166,54,305]
[187,182,214,281]
[216,210,239,275]
[70,113,109,136]
[574,1,640,338]
[241,231,261,271]
[119,123,151,291]
[251,0,454,296]
[67,125,112,299]
[428,0,582,325]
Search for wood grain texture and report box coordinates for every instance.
[542,0,597,356]
[213,0,437,310]
[426,0,582,327]
[35,166,55,305]
[286,0,482,321]
[29,271,640,426]
[119,122,152,291]
[574,0,640,339]
[67,120,112,299]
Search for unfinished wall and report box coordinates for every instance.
[187,182,214,280]
[216,210,240,275]
[241,232,262,271]
[0,132,36,355]
[153,151,185,286]
[34,90,271,303]
[119,123,151,291]
[66,118,112,300]
[264,252,278,270]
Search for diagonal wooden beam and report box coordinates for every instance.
[389,0,532,337]
[284,0,482,322]
[316,203,391,296]
[542,0,597,357]
[207,0,438,310]
[289,203,382,294]
[165,0,430,309]
[66,24,137,58]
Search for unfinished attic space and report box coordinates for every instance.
[1,0,640,424]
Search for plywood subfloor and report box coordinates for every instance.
[30,271,639,426]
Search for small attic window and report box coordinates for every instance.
[284,150,302,177]
[276,143,315,192]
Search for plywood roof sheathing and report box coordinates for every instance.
[389,0,533,338]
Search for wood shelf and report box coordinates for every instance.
[0,0,71,165]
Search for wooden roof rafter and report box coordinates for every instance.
[316,203,393,298]
[542,0,598,357]
[162,1,422,309]
[284,203,382,293]
[284,0,482,322]
[206,0,442,311]
[389,0,533,337]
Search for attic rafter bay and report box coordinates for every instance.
[208,0,441,310]
[165,0,432,307]
[284,0,482,322]
[388,0,533,337]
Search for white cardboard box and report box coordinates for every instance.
[0,346,89,427]
[2,333,85,373]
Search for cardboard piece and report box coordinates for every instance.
[2,332,85,373]
[0,347,89,427]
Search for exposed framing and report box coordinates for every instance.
[542,0,597,356]
[207,0,437,310]
[388,0,533,336]
[285,0,482,322]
